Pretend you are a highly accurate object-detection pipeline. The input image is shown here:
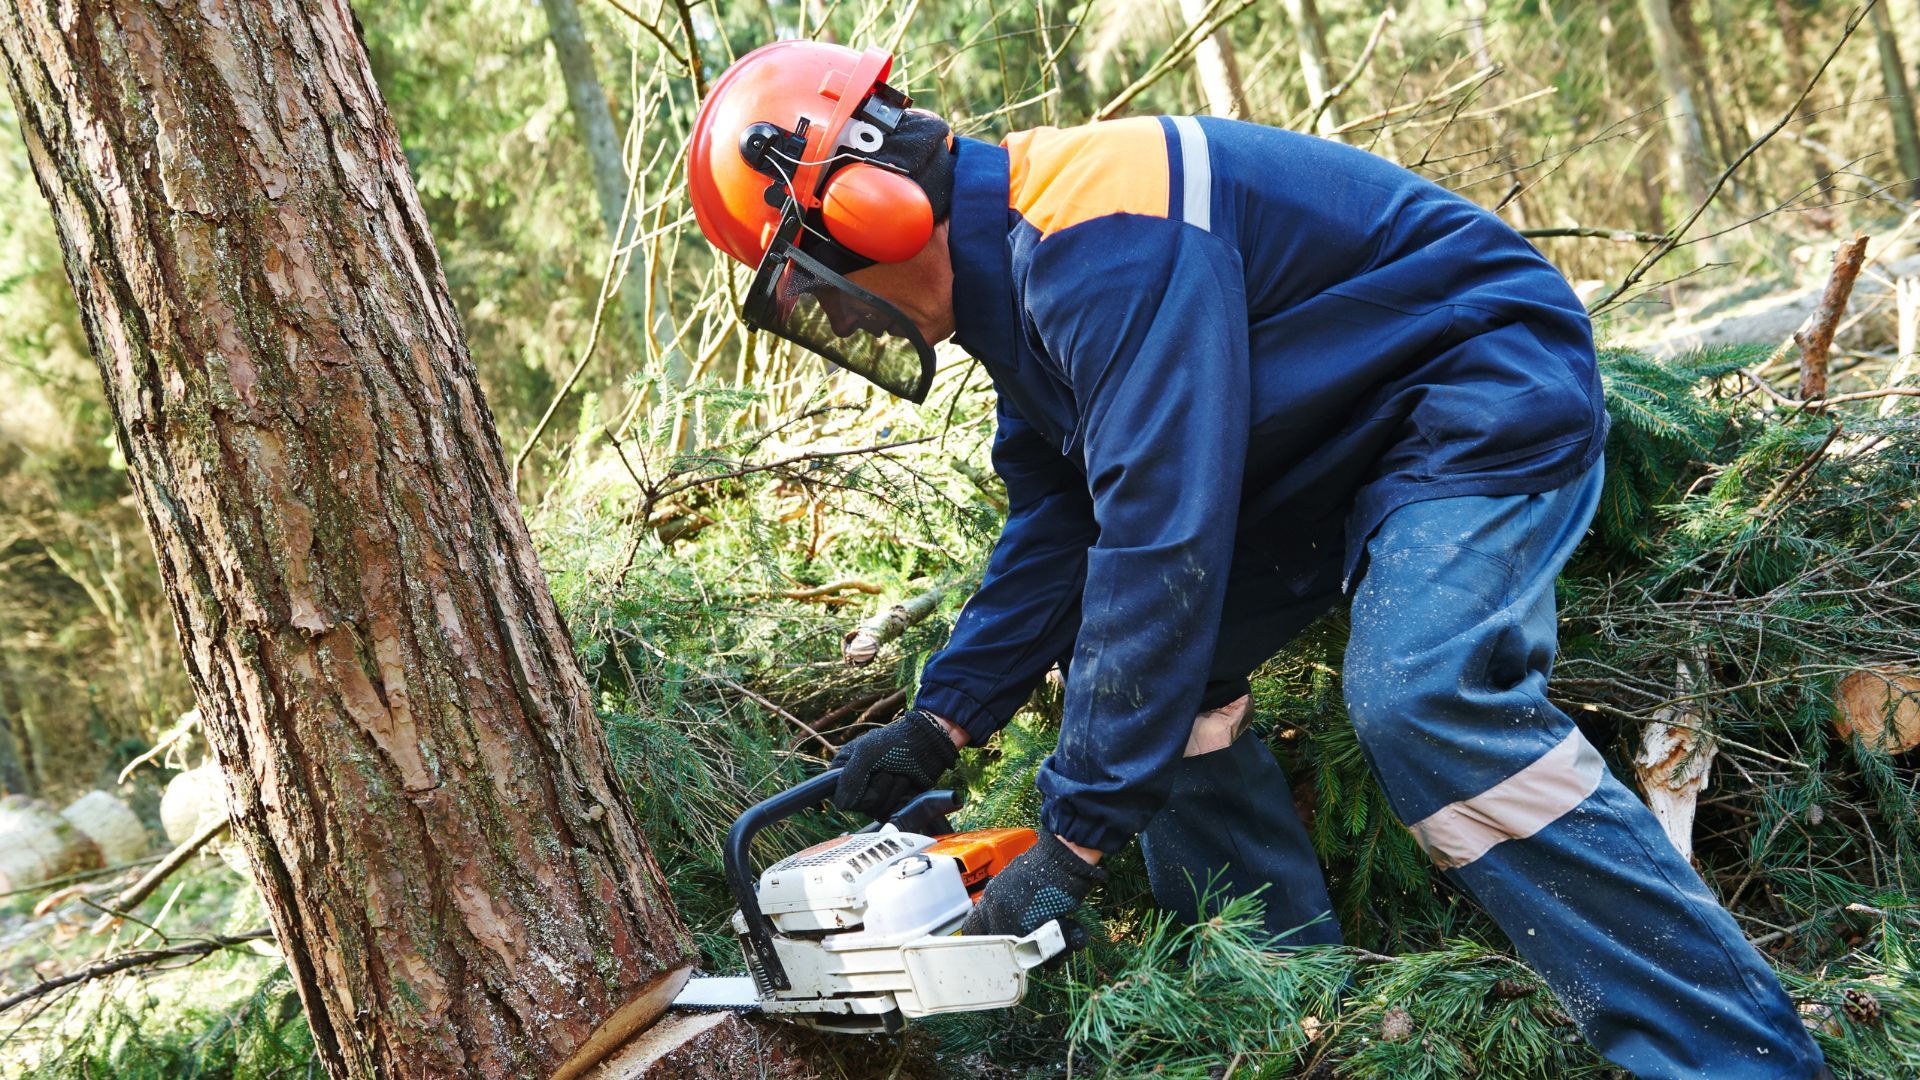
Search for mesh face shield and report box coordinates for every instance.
[741,212,937,403]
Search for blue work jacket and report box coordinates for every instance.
[914,117,1607,853]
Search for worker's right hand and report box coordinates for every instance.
[832,709,960,822]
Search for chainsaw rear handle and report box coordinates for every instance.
[724,767,963,992]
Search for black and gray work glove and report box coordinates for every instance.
[831,708,958,822]
[960,830,1107,950]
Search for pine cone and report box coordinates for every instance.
[1490,978,1536,999]
[1842,988,1881,1025]
[1381,1007,1414,1042]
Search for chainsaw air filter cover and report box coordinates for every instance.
[758,828,947,933]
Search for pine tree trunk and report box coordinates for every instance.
[1668,0,1736,171]
[1869,0,1920,200]
[1280,0,1343,134]
[0,655,39,796]
[1636,0,1716,210]
[539,0,678,388]
[1177,0,1249,118]
[0,1,696,1077]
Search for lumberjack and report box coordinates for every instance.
[685,40,1829,1080]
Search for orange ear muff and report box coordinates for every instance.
[820,164,934,263]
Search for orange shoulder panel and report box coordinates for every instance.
[1002,118,1170,238]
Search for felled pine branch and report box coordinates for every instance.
[843,578,954,666]
[1796,234,1872,401]
[764,580,884,604]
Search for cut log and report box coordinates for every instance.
[0,796,102,892]
[58,790,148,865]
[842,578,953,666]
[159,763,227,846]
[1833,668,1920,754]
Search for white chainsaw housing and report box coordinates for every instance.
[730,825,1065,1033]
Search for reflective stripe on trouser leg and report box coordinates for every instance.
[1345,460,1823,1079]
[1449,771,1821,1079]
[1406,725,1604,870]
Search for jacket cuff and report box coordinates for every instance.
[1040,796,1135,856]
[912,682,1006,744]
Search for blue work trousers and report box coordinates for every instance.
[1137,462,1824,1079]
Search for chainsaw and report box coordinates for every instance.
[670,767,1068,1033]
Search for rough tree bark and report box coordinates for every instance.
[0,1,697,1076]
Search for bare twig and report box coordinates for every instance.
[1298,8,1394,132]
[670,0,708,98]
[842,577,955,665]
[1093,0,1260,120]
[644,436,937,512]
[764,580,885,602]
[855,687,909,727]
[1748,906,1843,949]
[1795,234,1872,400]
[1520,226,1668,242]
[593,0,688,67]
[0,931,274,1015]
[1326,65,1500,137]
[89,815,230,935]
[629,633,836,757]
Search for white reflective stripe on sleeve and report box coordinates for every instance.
[1406,726,1606,870]
[1168,115,1212,231]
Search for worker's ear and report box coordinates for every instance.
[819,163,935,263]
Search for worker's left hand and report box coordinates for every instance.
[961,830,1107,948]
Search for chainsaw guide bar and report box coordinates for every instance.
[671,976,762,1012]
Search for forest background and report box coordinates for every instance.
[2,0,1918,1076]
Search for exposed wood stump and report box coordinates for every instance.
[589,1011,937,1079]
[1834,668,1920,754]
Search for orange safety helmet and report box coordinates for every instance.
[686,41,941,402]
[688,41,935,268]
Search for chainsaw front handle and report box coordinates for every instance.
[724,767,965,992]
[725,768,842,992]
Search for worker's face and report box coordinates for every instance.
[816,287,893,338]
[838,220,956,347]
